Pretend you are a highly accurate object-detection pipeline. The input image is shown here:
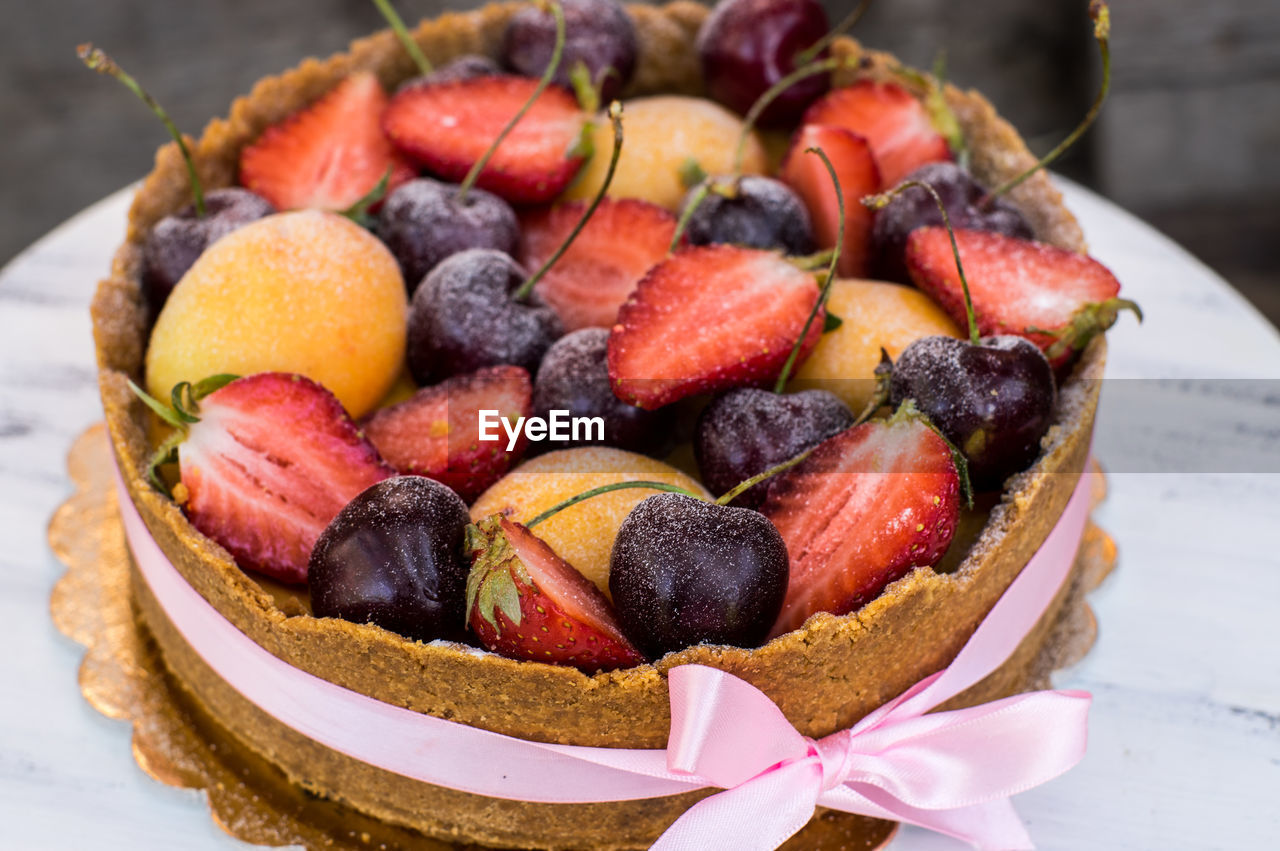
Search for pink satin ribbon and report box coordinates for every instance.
[114,464,1095,850]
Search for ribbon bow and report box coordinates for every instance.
[652,467,1096,850]
[654,666,1089,850]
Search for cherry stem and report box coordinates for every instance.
[524,446,816,526]
[457,0,565,205]
[525,480,704,528]
[734,56,844,175]
[982,0,1110,204]
[774,147,843,393]
[514,101,624,301]
[78,43,206,217]
[795,0,875,66]
[864,180,979,345]
[371,0,433,76]
[715,446,814,506]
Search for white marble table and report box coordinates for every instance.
[2,181,1278,850]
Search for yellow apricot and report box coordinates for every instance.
[470,447,711,598]
[145,211,406,419]
[561,96,768,210]
[788,279,963,412]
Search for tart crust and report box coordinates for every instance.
[90,2,1102,847]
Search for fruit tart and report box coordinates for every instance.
[87,0,1128,847]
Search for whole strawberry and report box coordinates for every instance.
[464,516,645,672]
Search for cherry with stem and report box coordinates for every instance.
[669,56,850,254]
[862,181,1055,492]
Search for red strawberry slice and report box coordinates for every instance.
[239,72,415,212]
[465,516,646,672]
[361,366,533,503]
[518,198,677,332]
[608,245,824,410]
[383,75,587,204]
[803,80,952,187]
[780,124,882,278]
[905,227,1130,368]
[178,373,394,583]
[762,413,960,637]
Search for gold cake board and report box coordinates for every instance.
[49,425,1115,850]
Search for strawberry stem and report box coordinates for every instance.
[894,53,969,168]
[514,101,624,301]
[851,347,894,426]
[668,179,711,254]
[774,146,843,393]
[569,60,601,114]
[525,480,705,528]
[715,445,815,506]
[340,165,393,226]
[371,0,433,76]
[143,430,186,497]
[1040,296,1142,361]
[794,0,874,66]
[734,56,845,175]
[127,374,239,494]
[128,378,188,431]
[863,180,980,345]
[78,43,206,217]
[456,0,566,205]
[982,0,1110,204]
[891,399,973,508]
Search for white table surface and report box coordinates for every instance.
[1,180,1278,850]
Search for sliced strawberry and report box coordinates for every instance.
[178,373,394,583]
[762,413,960,637]
[905,227,1130,368]
[465,516,646,672]
[518,198,676,332]
[780,124,882,278]
[361,366,533,503]
[383,75,586,204]
[239,72,415,212]
[608,245,824,410]
[803,80,952,187]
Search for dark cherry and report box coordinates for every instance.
[889,335,1056,490]
[871,161,1034,285]
[694,387,854,508]
[679,176,815,255]
[377,178,519,293]
[407,248,562,384]
[609,493,788,658]
[396,54,503,92]
[502,0,638,103]
[696,0,830,127]
[532,328,674,456]
[142,187,275,311]
[309,476,472,642]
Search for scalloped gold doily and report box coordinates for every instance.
[49,424,1113,850]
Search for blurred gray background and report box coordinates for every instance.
[1,0,1276,323]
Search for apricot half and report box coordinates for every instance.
[788,279,963,412]
[561,96,768,210]
[470,447,711,598]
[145,210,406,419]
